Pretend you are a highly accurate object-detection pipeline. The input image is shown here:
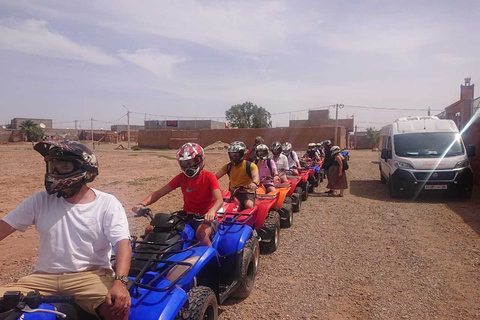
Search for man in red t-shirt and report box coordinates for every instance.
[132,143,223,246]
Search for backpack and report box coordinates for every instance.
[342,158,349,171]
[226,161,253,179]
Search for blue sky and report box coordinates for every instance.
[0,0,478,130]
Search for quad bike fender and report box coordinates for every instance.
[255,201,276,229]
[286,178,300,197]
[214,223,253,256]
[175,247,220,288]
[129,287,188,320]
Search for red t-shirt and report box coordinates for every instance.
[167,170,220,215]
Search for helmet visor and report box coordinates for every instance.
[47,159,77,175]
[179,158,200,169]
[256,150,268,159]
[228,152,243,163]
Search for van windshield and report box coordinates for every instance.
[394,132,464,158]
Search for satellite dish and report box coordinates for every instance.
[1,126,5,129]
[39,123,46,129]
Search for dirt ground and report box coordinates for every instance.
[1,142,479,319]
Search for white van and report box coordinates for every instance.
[379,116,476,199]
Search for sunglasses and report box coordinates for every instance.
[47,159,77,175]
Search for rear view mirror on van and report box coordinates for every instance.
[466,145,476,158]
[381,148,390,160]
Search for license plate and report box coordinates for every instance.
[425,185,447,190]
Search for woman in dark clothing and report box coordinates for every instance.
[326,146,348,197]
[322,140,333,194]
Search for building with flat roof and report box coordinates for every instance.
[10,118,53,130]
[144,119,226,130]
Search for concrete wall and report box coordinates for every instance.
[463,120,480,185]
[139,126,347,150]
[144,120,225,130]
[11,118,53,129]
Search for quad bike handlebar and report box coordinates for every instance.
[0,291,74,319]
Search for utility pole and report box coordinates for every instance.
[428,106,431,116]
[354,125,358,150]
[74,120,78,130]
[91,118,94,148]
[333,104,344,146]
[123,105,130,149]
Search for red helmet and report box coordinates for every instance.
[34,141,99,198]
[176,143,205,177]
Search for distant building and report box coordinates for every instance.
[144,119,225,130]
[439,78,476,130]
[11,118,53,130]
[111,124,145,132]
[289,110,354,132]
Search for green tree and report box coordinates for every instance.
[225,101,272,128]
[366,127,380,149]
[20,120,44,142]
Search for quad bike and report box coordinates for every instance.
[283,171,303,213]
[287,168,311,202]
[221,186,280,254]
[256,178,294,228]
[0,209,259,320]
[341,149,350,161]
[301,158,324,189]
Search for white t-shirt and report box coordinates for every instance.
[2,189,130,273]
[272,154,289,171]
[285,151,299,168]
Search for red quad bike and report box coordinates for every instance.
[301,158,323,192]
[221,187,281,254]
[256,180,294,228]
[284,171,302,213]
[287,169,311,202]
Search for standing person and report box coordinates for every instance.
[282,142,301,175]
[271,141,289,182]
[132,143,223,247]
[216,141,260,210]
[326,146,348,197]
[322,140,333,194]
[0,141,131,320]
[254,144,280,193]
[246,136,264,162]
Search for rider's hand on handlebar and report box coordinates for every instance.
[248,183,258,192]
[204,210,216,222]
[132,203,146,214]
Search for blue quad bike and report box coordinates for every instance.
[0,209,260,320]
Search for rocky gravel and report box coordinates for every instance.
[0,144,479,319]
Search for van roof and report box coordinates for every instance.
[390,117,458,135]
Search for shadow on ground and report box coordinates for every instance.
[350,180,480,236]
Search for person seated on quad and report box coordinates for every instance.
[245,136,264,162]
[315,142,325,159]
[282,142,301,175]
[254,144,280,193]
[0,141,131,320]
[270,141,289,183]
[304,142,321,161]
[132,143,223,247]
[215,141,260,210]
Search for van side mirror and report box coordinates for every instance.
[381,148,390,160]
[466,145,476,158]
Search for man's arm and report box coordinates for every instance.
[215,168,226,180]
[106,239,132,314]
[0,220,17,242]
[205,189,223,222]
[132,184,173,213]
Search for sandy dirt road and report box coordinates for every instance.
[0,143,479,319]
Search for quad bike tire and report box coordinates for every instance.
[292,193,301,213]
[232,234,260,299]
[302,181,310,201]
[308,176,315,193]
[314,174,320,187]
[279,201,293,228]
[260,211,280,254]
[175,286,218,320]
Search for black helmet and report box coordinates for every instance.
[271,141,282,156]
[34,141,98,198]
[227,141,247,165]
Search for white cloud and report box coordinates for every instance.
[0,19,117,65]
[118,49,187,79]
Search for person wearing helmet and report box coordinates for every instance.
[282,142,301,175]
[132,143,223,247]
[304,143,321,161]
[326,146,348,197]
[254,144,280,193]
[0,141,131,320]
[271,141,289,182]
[245,136,264,162]
[315,142,325,159]
[322,140,334,194]
[216,141,260,210]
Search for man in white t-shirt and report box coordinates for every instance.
[0,141,131,320]
[271,141,289,182]
[282,142,301,175]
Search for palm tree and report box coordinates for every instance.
[20,120,44,142]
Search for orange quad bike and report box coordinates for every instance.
[256,181,293,228]
[220,187,281,254]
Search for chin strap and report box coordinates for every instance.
[56,183,83,198]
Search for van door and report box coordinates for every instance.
[381,136,393,180]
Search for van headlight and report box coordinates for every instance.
[394,160,413,169]
[454,160,469,169]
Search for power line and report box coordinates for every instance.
[344,104,443,112]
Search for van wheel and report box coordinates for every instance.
[389,177,399,198]
[460,189,472,200]
[380,171,387,184]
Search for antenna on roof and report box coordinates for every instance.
[39,123,46,129]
